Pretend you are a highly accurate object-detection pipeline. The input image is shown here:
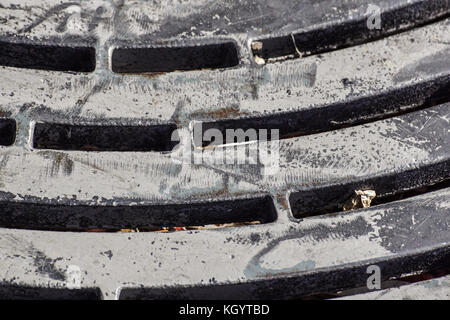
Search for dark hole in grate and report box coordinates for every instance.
[0,196,277,231]
[32,122,179,152]
[0,41,95,72]
[111,42,239,73]
[289,162,450,219]
[118,246,450,299]
[251,0,450,61]
[0,119,16,146]
[196,76,450,147]
[0,284,101,300]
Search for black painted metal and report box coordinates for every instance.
[0,0,449,300]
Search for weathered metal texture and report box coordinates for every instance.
[0,0,449,299]
[337,274,450,299]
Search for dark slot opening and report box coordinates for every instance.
[251,0,450,61]
[289,161,450,219]
[0,284,101,300]
[111,42,239,73]
[196,76,450,147]
[0,119,16,146]
[118,247,450,299]
[0,196,277,231]
[32,122,179,152]
[0,41,95,72]
[280,254,450,300]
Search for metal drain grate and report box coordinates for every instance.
[0,195,276,231]
[0,118,16,146]
[0,38,96,72]
[32,122,179,151]
[251,0,450,61]
[111,41,239,73]
[0,0,449,300]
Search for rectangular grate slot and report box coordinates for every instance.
[196,77,450,147]
[111,42,239,73]
[118,246,450,299]
[251,0,450,61]
[0,285,101,300]
[0,41,95,72]
[0,119,16,146]
[0,196,277,231]
[32,122,178,152]
[289,162,450,219]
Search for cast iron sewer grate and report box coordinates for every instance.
[0,0,449,300]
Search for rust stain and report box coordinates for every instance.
[277,194,290,210]
[0,110,12,118]
[82,221,262,233]
[137,72,166,79]
[79,144,102,151]
[192,105,248,119]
